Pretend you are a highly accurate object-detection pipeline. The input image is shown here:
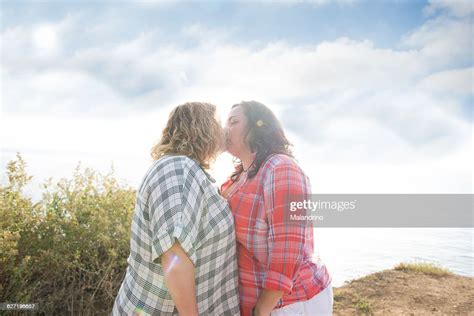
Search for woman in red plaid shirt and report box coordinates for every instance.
[221,101,333,316]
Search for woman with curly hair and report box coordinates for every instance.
[221,101,332,316]
[113,102,240,315]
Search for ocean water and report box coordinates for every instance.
[313,228,473,287]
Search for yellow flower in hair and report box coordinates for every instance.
[256,120,264,127]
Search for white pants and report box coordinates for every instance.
[270,283,333,316]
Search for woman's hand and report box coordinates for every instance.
[253,289,284,316]
[253,306,271,316]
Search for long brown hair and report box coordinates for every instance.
[231,100,293,181]
[151,102,222,169]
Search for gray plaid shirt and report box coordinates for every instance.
[112,155,240,315]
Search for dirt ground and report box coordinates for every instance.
[333,269,474,315]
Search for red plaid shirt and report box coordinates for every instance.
[221,154,331,316]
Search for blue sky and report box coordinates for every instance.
[1,0,472,200]
[1,1,428,49]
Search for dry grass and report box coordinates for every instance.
[394,262,453,277]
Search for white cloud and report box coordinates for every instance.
[4,69,129,116]
[32,24,60,59]
[1,1,472,197]
[258,0,359,7]
[424,0,474,18]
[1,14,79,69]
[400,15,472,67]
[417,67,473,96]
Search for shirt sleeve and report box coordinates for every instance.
[261,161,311,293]
[148,171,199,266]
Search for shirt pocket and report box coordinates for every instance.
[240,192,267,262]
[241,192,265,232]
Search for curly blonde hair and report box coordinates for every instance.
[150,102,223,169]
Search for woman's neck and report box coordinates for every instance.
[240,151,256,171]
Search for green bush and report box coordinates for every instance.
[1,153,136,315]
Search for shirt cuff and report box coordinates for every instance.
[261,269,294,294]
[151,223,197,266]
